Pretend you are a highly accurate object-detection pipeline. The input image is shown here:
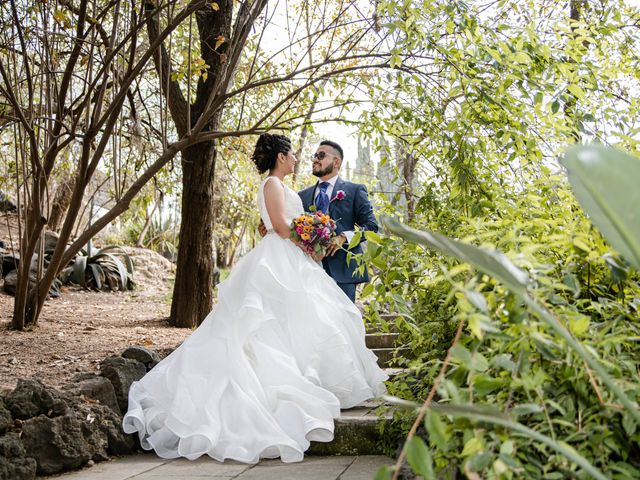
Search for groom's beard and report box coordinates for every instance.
[312,164,334,177]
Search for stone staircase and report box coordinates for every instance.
[309,318,407,455]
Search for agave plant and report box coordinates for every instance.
[62,245,134,291]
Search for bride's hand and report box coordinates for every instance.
[310,251,325,262]
[290,237,324,262]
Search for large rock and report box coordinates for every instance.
[0,253,19,279]
[2,269,20,295]
[4,379,68,420]
[0,433,37,480]
[100,356,146,412]
[20,412,107,476]
[63,375,121,415]
[0,192,17,213]
[3,379,138,476]
[2,262,61,298]
[121,346,160,369]
[93,403,137,455]
[0,399,11,434]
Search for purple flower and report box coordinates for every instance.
[332,190,346,201]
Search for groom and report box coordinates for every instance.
[298,140,378,302]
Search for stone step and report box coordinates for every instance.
[308,400,393,456]
[384,367,405,380]
[365,323,401,334]
[365,332,400,349]
[365,314,403,334]
[373,347,412,368]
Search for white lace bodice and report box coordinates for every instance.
[258,177,304,231]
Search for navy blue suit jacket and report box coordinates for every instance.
[298,177,378,284]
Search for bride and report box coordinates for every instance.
[122,133,387,464]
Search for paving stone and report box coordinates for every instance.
[133,457,250,477]
[51,454,168,480]
[235,456,355,480]
[340,455,393,480]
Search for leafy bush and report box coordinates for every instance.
[369,146,640,479]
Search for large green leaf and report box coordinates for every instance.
[381,216,530,294]
[88,263,104,290]
[405,437,435,479]
[562,145,640,269]
[70,256,87,286]
[93,252,129,290]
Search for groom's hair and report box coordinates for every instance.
[320,140,343,160]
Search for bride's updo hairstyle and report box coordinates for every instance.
[251,133,292,174]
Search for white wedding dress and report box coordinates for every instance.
[122,176,387,463]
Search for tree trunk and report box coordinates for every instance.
[48,177,75,232]
[401,150,418,222]
[169,141,217,328]
[136,193,161,247]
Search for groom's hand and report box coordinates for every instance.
[326,234,347,256]
[258,220,267,237]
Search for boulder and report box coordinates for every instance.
[2,269,19,295]
[63,375,121,415]
[92,403,138,455]
[4,379,68,420]
[0,398,12,434]
[3,379,138,476]
[0,192,17,213]
[0,433,37,480]
[2,265,61,298]
[1,253,19,279]
[100,356,146,412]
[20,412,107,476]
[121,346,160,369]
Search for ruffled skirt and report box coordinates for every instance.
[122,233,387,463]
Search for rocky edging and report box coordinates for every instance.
[0,345,161,480]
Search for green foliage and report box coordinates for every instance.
[364,164,640,476]
[353,2,640,475]
[62,246,134,292]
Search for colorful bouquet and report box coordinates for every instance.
[290,211,337,256]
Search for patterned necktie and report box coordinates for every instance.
[315,182,330,214]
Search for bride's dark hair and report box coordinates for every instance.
[251,133,292,174]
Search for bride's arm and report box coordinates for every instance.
[263,179,291,239]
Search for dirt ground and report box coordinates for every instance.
[0,213,192,394]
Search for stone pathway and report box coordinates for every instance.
[49,454,392,479]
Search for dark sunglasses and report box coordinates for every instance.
[312,151,335,161]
